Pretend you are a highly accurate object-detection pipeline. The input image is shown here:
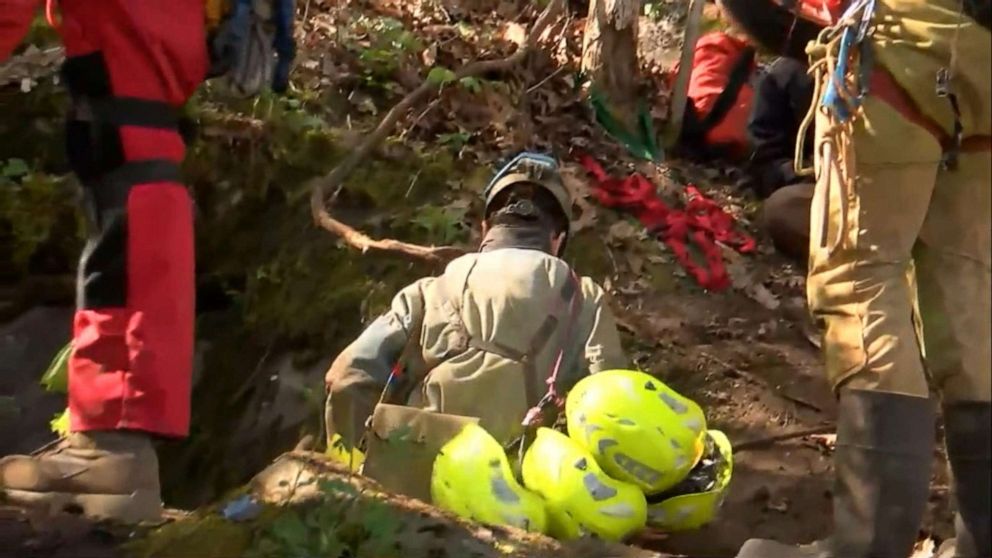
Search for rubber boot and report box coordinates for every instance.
[736,389,936,558]
[0,430,162,523]
[934,403,991,558]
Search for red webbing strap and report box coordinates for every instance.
[578,154,754,292]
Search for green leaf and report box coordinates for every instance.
[40,341,72,393]
[458,77,482,94]
[270,512,309,549]
[50,408,70,436]
[2,158,29,178]
[426,67,456,86]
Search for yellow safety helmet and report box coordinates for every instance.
[431,423,548,533]
[645,430,734,531]
[565,369,708,494]
[325,433,365,473]
[522,427,647,542]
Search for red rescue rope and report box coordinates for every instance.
[578,155,754,292]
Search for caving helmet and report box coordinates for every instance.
[431,423,548,534]
[521,427,647,541]
[483,152,573,246]
[565,369,708,494]
[716,0,844,60]
[645,429,734,531]
[325,433,365,472]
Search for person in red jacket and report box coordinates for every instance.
[0,0,205,523]
[676,28,815,262]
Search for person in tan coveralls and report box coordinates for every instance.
[324,153,629,468]
[733,1,991,557]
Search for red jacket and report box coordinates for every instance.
[684,31,756,157]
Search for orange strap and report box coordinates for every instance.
[870,66,992,153]
[45,0,60,30]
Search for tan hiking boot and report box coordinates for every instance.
[0,430,162,523]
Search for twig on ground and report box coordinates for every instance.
[526,64,568,94]
[779,391,823,412]
[308,0,567,263]
[734,425,835,453]
[400,98,441,141]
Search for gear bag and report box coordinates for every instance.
[205,0,296,95]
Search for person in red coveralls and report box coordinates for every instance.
[0,0,205,523]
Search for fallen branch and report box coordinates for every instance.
[733,425,835,453]
[308,0,567,263]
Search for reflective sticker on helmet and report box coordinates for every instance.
[613,452,663,487]
[597,438,619,455]
[598,502,637,518]
[660,391,689,414]
[582,472,618,501]
[490,476,521,504]
[648,507,667,523]
[617,417,636,426]
[674,454,688,470]
[684,417,703,431]
[670,437,682,449]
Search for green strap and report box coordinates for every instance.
[589,87,663,161]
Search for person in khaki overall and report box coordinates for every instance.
[733,1,991,557]
[324,153,629,497]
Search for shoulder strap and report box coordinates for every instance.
[697,46,757,133]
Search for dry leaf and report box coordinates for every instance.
[607,221,639,245]
[421,44,437,67]
[910,537,936,558]
[809,433,837,450]
[498,22,526,46]
[560,163,599,232]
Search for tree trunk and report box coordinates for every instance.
[581,0,640,127]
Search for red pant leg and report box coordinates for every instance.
[0,0,41,61]
[60,0,206,437]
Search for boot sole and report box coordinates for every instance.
[2,487,162,524]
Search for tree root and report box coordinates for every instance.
[308,0,567,263]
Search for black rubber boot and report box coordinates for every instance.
[736,389,936,558]
[937,403,991,558]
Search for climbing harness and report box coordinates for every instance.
[792,0,877,250]
[936,0,967,170]
[579,155,755,292]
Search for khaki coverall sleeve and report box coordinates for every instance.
[324,279,431,447]
[578,278,630,374]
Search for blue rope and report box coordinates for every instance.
[820,0,877,122]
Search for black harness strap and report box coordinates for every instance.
[93,159,183,211]
[88,97,181,130]
[678,46,757,158]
